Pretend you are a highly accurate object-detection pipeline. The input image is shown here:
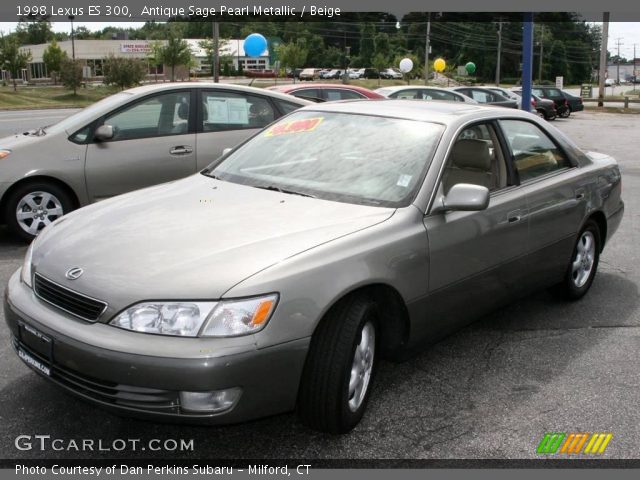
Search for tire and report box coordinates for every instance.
[297,295,379,433]
[4,181,74,242]
[560,106,571,118]
[554,220,601,300]
[544,110,557,121]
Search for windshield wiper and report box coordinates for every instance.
[253,185,315,198]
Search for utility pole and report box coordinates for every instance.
[598,13,609,107]
[68,15,76,95]
[615,37,623,83]
[424,12,431,85]
[634,43,638,91]
[212,22,220,82]
[538,25,544,84]
[495,20,503,86]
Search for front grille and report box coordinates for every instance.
[34,273,107,321]
[14,339,180,413]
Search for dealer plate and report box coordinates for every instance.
[17,346,51,377]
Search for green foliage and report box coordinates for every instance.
[548,40,569,82]
[276,41,308,72]
[359,23,375,66]
[16,20,52,45]
[0,34,32,91]
[103,55,147,90]
[151,24,192,81]
[59,57,83,93]
[42,39,67,84]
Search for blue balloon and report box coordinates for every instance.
[243,33,267,58]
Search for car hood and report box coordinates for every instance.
[0,132,46,150]
[32,175,394,317]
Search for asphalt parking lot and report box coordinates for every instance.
[0,110,638,461]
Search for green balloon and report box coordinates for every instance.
[465,62,476,74]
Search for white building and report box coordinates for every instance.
[18,38,270,81]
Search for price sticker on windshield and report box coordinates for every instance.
[264,117,324,137]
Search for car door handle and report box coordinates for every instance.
[575,189,586,200]
[507,210,522,224]
[170,145,193,155]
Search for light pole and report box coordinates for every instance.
[69,15,76,95]
[424,13,431,85]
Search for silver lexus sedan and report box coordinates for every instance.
[5,101,623,433]
[0,83,310,240]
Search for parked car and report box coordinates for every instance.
[531,86,571,117]
[320,69,343,79]
[559,90,584,115]
[512,89,557,120]
[286,68,303,80]
[375,86,477,103]
[486,86,521,102]
[268,84,385,101]
[0,83,311,240]
[379,68,403,80]
[299,68,321,81]
[7,101,623,433]
[348,69,362,79]
[451,87,519,108]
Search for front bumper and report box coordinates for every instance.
[4,270,310,424]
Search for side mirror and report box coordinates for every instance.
[94,124,114,141]
[432,183,490,213]
[222,147,233,156]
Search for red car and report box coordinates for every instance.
[267,83,385,102]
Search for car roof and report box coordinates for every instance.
[123,82,312,105]
[374,85,454,93]
[297,99,533,124]
[270,83,377,93]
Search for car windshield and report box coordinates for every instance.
[207,111,444,207]
[45,92,134,135]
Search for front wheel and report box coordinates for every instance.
[554,220,601,300]
[297,296,378,433]
[4,182,74,242]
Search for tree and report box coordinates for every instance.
[372,52,388,86]
[151,25,192,81]
[548,40,569,82]
[359,23,375,66]
[103,55,147,90]
[0,35,32,91]
[16,20,52,45]
[198,38,231,76]
[42,39,66,84]
[59,57,83,94]
[276,41,308,83]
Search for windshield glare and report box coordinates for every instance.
[210,111,444,207]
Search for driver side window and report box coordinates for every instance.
[441,123,509,194]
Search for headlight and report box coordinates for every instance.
[110,294,278,337]
[0,149,11,159]
[21,241,34,288]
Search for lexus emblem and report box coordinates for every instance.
[65,267,84,280]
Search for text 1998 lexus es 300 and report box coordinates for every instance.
[5,101,623,433]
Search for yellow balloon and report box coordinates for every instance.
[433,58,446,72]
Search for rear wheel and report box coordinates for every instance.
[4,182,74,242]
[554,220,601,300]
[297,296,378,433]
[560,105,571,118]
